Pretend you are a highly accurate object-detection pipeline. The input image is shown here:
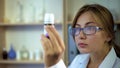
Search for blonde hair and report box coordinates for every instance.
[72,4,120,57]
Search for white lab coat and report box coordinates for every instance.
[50,47,120,68]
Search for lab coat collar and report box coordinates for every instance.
[79,47,117,68]
[99,47,117,68]
[79,53,90,64]
[78,53,90,68]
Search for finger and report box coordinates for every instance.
[45,26,62,52]
[40,34,53,54]
[47,26,65,51]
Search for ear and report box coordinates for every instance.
[106,35,112,42]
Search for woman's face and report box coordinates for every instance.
[75,12,108,54]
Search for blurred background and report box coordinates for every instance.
[0,0,120,68]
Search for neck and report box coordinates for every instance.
[89,45,111,65]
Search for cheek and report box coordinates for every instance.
[75,37,79,44]
[87,34,106,49]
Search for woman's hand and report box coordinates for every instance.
[40,26,65,67]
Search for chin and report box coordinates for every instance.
[78,49,90,54]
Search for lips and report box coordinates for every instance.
[78,43,88,48]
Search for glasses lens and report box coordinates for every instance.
[71,28,80,36]
[71,26,101,36]
[84,26,96,35]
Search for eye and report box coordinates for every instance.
[71,28,80,36]
[83,26,96,34]
[84,26,96,31]
[75,28,81,35]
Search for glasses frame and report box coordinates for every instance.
[70,26,103,36]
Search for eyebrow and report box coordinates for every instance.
[85,22,95,25]
[76,22,95,27]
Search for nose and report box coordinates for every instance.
[79,31,86,39]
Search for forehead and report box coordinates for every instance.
[76,12,98,27]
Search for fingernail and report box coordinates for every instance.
[45,34,50,39]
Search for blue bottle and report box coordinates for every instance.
[8,44,16,60]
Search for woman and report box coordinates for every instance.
[41,4,120,68]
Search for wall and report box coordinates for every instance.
[68,0,120,21]
[5,0,63,23]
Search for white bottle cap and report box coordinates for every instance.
[44,13,54,24]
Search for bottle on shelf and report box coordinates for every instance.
[8,44,16,60]
[2,48,8,60]
[29,50,34,60]
[34,49,41,61]
[20,46,29,60]
[16,50,21,60]
[17,1,24,22]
